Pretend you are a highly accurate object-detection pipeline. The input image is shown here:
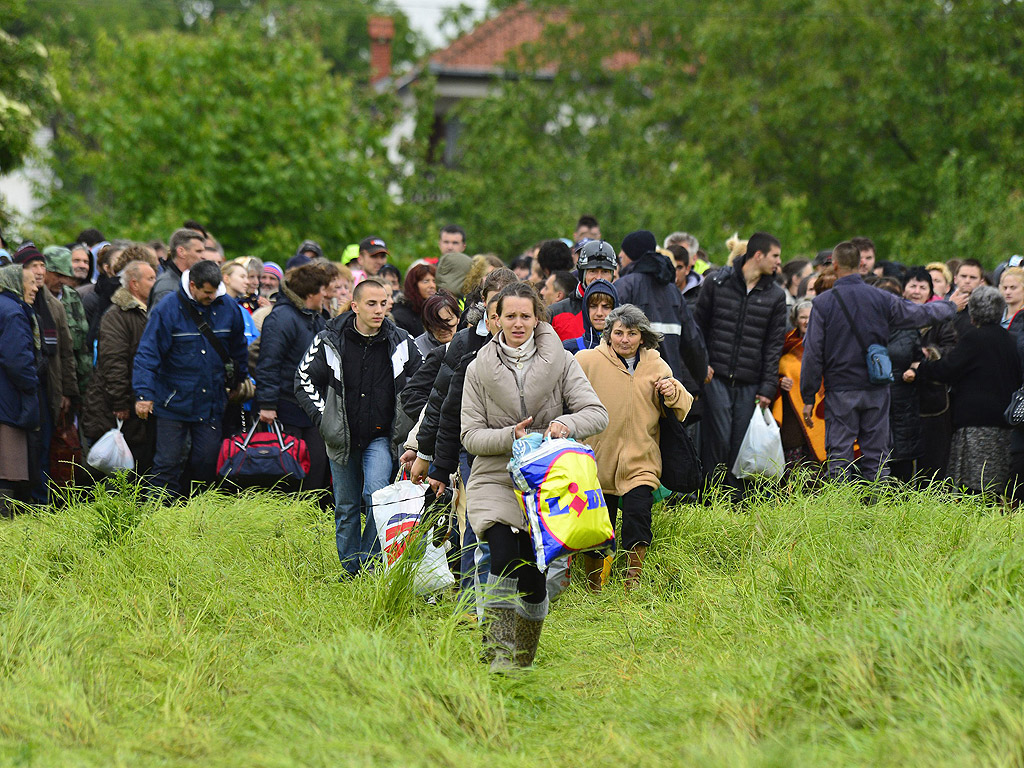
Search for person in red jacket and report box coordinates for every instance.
[549,240,617,341]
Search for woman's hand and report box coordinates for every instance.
[655,378,677,398]
[779,376,793,392]
[514,416,534,439]
[544,420,570,439]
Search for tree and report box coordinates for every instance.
[38,15,401,262]
[0,0,56,217]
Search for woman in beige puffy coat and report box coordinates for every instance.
[461,282,608,672]
[576,304,692,590]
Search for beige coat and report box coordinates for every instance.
[461,323,609,536]
[575,342,693,495]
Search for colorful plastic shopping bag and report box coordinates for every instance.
[508,436,614,570]
[371,478,455,594]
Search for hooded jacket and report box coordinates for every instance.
[132,272,248,422]
[693,258,787,400]
[576,342,692,495]
[563,279,617,353]
[294,312,421,465]
[255,284,328,427]
[460,323,609,536]
[549,285,585,341]
[81,287,150,445]
[614,249,708,402]
[0,264,40,430]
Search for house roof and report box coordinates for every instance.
[392,2,638,91]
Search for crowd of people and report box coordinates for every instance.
[2,216,1022,671]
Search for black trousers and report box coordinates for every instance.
[605,485,655,551]
[484,523,546,603]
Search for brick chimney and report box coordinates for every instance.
[368,16,395,84]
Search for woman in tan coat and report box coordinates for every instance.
[461,282,608,672]
[576,304,693,590]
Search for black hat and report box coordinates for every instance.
[13,241,44,267]
[359,237,388,256]
[620,230,657,262]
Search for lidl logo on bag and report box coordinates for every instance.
[545,482,605,517]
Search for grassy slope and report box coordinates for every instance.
[3,479,1024,767]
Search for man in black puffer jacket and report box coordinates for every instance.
[693,232,787,486]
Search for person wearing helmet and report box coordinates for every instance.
[549,239,617,341]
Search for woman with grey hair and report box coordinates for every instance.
[905,285,1021,495]
[772,298,825,469]
[576,304,693,590]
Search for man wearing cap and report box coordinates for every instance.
[150,228,207,309]
[261,262,283,300]
[43,246,92,396]
[614,230,707,396]
[353,237,389,284]
[13,242,78,503]
[693,232,787,492]
[434,225,471,297]
[549,239,618,341]
[286,240,324,271]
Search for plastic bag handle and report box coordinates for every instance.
[116,418,124,431]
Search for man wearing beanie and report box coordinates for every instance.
[14,242,78,503]
[43,246,92,396]
[614,230,707,403]
[261,262,283,299]
[693,231,786,496]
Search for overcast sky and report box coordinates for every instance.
[395,0,489,46]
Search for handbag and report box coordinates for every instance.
[833,289,894,385]
[1005,387,1024,426]
[658,392,702,493]
[49,413,83,487]
[217,419,310,484]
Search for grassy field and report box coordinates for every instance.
[3,476,1024,766]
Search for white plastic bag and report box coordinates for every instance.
[86,419,134,474]
[371,479,455,594]
[731,406,785,479]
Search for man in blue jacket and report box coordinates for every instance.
[133,259,248,498]
[801,241,967,482]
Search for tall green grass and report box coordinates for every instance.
[3,479,1024,766]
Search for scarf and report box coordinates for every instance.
[498,331,538,385]
[0,264,41,354]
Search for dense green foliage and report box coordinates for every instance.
[38,17,400,263]
[0,1,56,176]
[4,480,1024,764]
[408,0,1024,263]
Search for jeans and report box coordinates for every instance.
[329,436,391,574]
[151,417,223,498]
[823,388,892,482]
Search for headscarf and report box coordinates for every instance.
[0,263,41,352]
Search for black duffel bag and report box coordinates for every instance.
[658,393,703,494]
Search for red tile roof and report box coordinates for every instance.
[426,2,637,76]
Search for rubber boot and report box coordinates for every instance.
[624,545,648,591]
[482,575,518,673]
[513,596,548,668]
[583,553,606,592]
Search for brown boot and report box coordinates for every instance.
[624,545,647,591]
[583,553,605,593]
